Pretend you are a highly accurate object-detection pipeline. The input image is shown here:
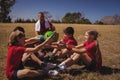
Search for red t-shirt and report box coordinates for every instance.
[6,46,26,79]
[84,41,102,69]
[62,37,77,50]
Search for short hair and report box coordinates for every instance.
[87,30,99,40]
[8,31,25,46]
[38,12,44,15]
[13,26,25,33]
[64,27,74,35]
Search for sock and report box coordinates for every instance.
[58,62,65,67]
[61,65,66,70]
[58,62,67,70]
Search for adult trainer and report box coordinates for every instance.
[35,12,55,36]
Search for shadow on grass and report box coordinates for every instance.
[100,66,120,75]
[20,74,63,80]
[66,66,120,76]
[67,68,83,76]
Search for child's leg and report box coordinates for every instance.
[17,69,45,78]
[70,53,77,58]
[52,48,59,55]
[22,53,31,63]
[58,49,72,58]
[57,53,93,71]
[68,53,92,66]
[80,53,97,71]
[60,49,69,57]
[64,53,80,67]
[80,53,92,66]
[58,53,80,69]
[30,53,43,65]
[48,48,59,61]
[58,53,92,68]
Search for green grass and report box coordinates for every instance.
[0,23,120,80]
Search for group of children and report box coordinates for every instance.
[6,26,102,80]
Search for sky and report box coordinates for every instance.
[10,0,120,23]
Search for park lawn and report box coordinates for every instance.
[0,23,120,80]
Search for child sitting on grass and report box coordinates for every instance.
[6,30,56,80]
[49,27,77,61]
[11,26,58,63]
[49,30,102,75]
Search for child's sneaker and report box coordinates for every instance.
[48,67,65,76]
[48,70,59,76]
[44,63,57,70]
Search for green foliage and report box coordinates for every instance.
[51,19,61,23]
[79,17,92,24]
[62,12,91,24]
[14,18,36,23]
[42,11,52,20]
[94,20,104,25]
[0,0,16,23]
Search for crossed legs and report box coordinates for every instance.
[59,52,92,68]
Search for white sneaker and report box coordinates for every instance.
[48,70,59,76]
[58,62,65,68]
[44,63,57,70]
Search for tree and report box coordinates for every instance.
[62,12,82,23]
[25,19,31,23]
[31,19,36,23]
[14,18,24,23]
[0,0,16,23]
[79,17,91,24]
[94,20,104,25]
[62,12,72,23]
[51,19,61,23]
[42,11,52,20]
[62,12,91,24]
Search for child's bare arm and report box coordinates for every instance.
[25,37,39,44]
[44,39,64,48]
[25,37,50,53]
[75,43,84,49]
[72,47,87,54]
[44,43,58,48]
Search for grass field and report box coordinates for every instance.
[0,23,120,80]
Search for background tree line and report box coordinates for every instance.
[0,0,15,22]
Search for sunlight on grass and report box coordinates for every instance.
[0,23,120,80]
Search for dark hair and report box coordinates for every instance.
[9,31,25,46]
[13,26,25,33]
[87,30,99,40]
[38,12,44,15]
[64,27,74,35]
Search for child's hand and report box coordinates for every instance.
[44,44,51,48]
[67,44,75,48]
[57,43,66,49]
